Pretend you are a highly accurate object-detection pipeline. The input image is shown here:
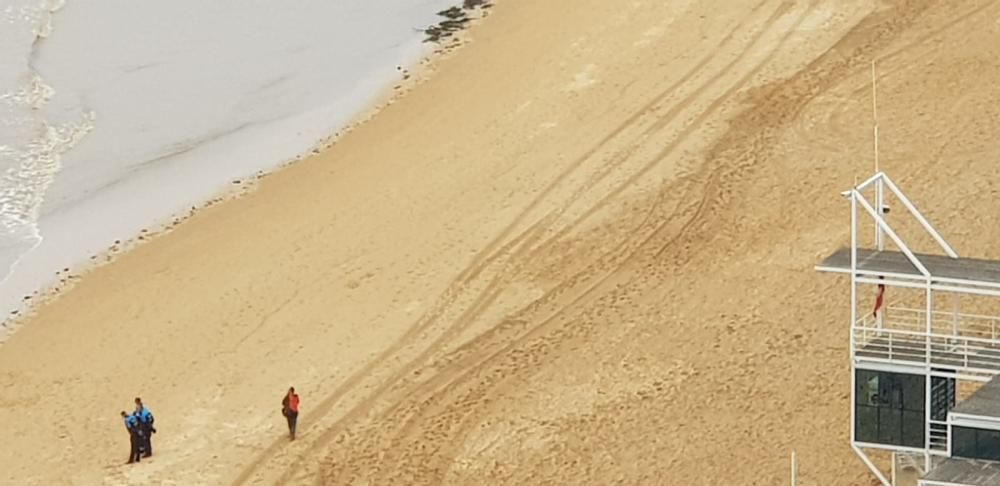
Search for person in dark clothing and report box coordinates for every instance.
[134,397,155,457]
[281,387,300,440]
[121,411,144,464]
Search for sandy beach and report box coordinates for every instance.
[4,0,1000,484]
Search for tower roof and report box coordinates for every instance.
[816,247,1000,289]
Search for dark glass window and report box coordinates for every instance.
[879,408,902,444]
[953,426,1000,461]
[854,369,925,448]
[902,411,925,447]
[903,375,925,410]
[954,426,977,457]
[930,375,956,421]
[856,405,878,443]
[980,429,1000,459]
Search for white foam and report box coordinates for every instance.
[0,0,94,302]
[0,0,463,327]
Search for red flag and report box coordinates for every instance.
[872,284,886,318]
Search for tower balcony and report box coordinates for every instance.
[854,307,1000,375]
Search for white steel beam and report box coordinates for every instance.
[816,264,1000,293]
[854,191,930,277]
[887,306,1000,323]
[850,187,859,454]
[854,441,931,455]
[949,413,1000,431]
[925,281,933,473]
[891,452,896,486]
[853,359,928,376]
[852,444,892,486]
[854,172,885,193]
[909,274,1000,292]
[876,176,885,251]
[853,356,998,382]
[881,174,959,258]
[854,276,1000,298]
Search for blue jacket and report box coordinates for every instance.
[124,414,140,431]
[137,406,154,425]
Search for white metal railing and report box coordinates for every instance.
[854,328,1000,372]
[928,420,948,453]
[856,306,1000,340]
[854,306,1000,372]
[883,307,1000,339]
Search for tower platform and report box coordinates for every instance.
[817,247,1000,289]
[920,457,1000,486]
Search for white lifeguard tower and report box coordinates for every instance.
[816,172,1000,486]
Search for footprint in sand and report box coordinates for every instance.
[565,64,599,92]
[634,26,666,48]
[404,299,423,314]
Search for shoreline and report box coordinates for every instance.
[0,3,492,341]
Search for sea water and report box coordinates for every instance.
[0,0,460,328]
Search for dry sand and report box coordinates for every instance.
[4,0,1000,484]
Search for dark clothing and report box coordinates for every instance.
[281,393,300,440]
[139,422,153,456]
[124,415,144,463]
[129,430,143,463]
[136,406,155,456]
[285,411,298,440]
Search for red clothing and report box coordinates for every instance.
[872,284,885,318]
[288,394,300,413]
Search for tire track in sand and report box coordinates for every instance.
[311,2,938,484]
[268,1,823,483]
[236,0,812,482]
[238,0,805,482]
[307,2,822,478]
[229,2,780,483]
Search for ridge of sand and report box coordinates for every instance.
[4,1,1000,485]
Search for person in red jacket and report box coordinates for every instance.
[281,387,300,440]
[872,281,886,319]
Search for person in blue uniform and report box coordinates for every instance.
[121,411,144,464]
[134,397,155,457]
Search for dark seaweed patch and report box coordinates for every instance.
[424,1,492,43]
